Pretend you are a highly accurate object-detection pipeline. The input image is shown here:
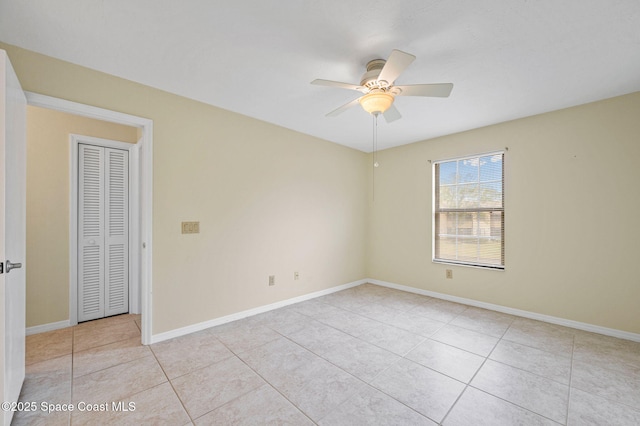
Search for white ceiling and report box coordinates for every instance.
[1,0,639,152]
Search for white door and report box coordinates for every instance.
[78,144,129,322]
[0,50,27,426]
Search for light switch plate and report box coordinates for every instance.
[181,221,200,234]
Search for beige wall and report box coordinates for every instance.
[4,41,639,336]
[26,106,138,327]
[367,92,640,334]
[1,43,368,334]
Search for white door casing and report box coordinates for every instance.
[26,93,153,345]
[0,50,27,426]
[78,144,105,321]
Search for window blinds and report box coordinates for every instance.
[434,152,504,269]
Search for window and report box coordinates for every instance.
[433,152,504,269]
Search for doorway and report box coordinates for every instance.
[26,92,153,345]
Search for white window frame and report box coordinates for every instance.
[432,151,505,270]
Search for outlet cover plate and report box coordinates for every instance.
[181,221,200,234]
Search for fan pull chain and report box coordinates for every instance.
[372,113,379,202]
[374,113,379,168]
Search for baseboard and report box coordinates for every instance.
[150,279,367,344]
[368,278,640,343]
[26,278,639,344]
[26,320,71,336]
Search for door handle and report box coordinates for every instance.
[6,260,22,273]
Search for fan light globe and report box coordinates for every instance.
[359,92,394,115]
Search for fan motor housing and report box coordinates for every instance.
[360,59,389,89]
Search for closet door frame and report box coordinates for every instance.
[70,134,139,325]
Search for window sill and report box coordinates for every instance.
[433,259,505,271]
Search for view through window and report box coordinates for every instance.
[433,152,504,269]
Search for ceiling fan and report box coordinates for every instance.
[311,49,453,123]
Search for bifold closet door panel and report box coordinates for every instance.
[104,148,129,317]
[78,144,106,322]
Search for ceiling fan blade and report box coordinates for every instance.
[383,104,401,123]
[394,83,453,97]
[326,97,362,117]
[311,79,364,92]
[377,50,416,85]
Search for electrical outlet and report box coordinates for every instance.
[269,275,275,286]
[294,271,300,280]
[446,269,453,279]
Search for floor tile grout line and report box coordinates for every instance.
[152,329,288,422]
[440,320,506,424]
[487,319,577,387]
[403,350,481,386]
[499,335,575,358]
[231,341,320,425]
[294,311,414,357]
[316,300,422,335]
[170,330,263,377]
[317,290,464,327]
[439,385,469,425]
[424,329,497,356]
[24,351,73,369]
[70,316,146,423]
[358,356,443,425]
[237,326,432,424]
[72,321,143,353]
[340,288,584,355]
[147,341,194,423]
[431,294,640,420]
[318,312,420,379]
[481,356,572,387]
[72,336,140,355]
[189,377,275,424]
[323,320,418,357]
[464,384,566,425]
[71,345,151,380]
[272,321,410,388]
[449,321,571,424]
[315,294,448,340]
[320,296,489,425]
[285,292,537,422]
[277,333,372,386]
[282,330,395,386]
[568,380,640,414]
[72,349,157,381]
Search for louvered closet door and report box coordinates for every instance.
[78,144,129,322]
[104,148,129,316]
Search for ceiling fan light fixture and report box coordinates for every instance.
[359,92,394,115]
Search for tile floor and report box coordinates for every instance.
[14,283,640,425]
